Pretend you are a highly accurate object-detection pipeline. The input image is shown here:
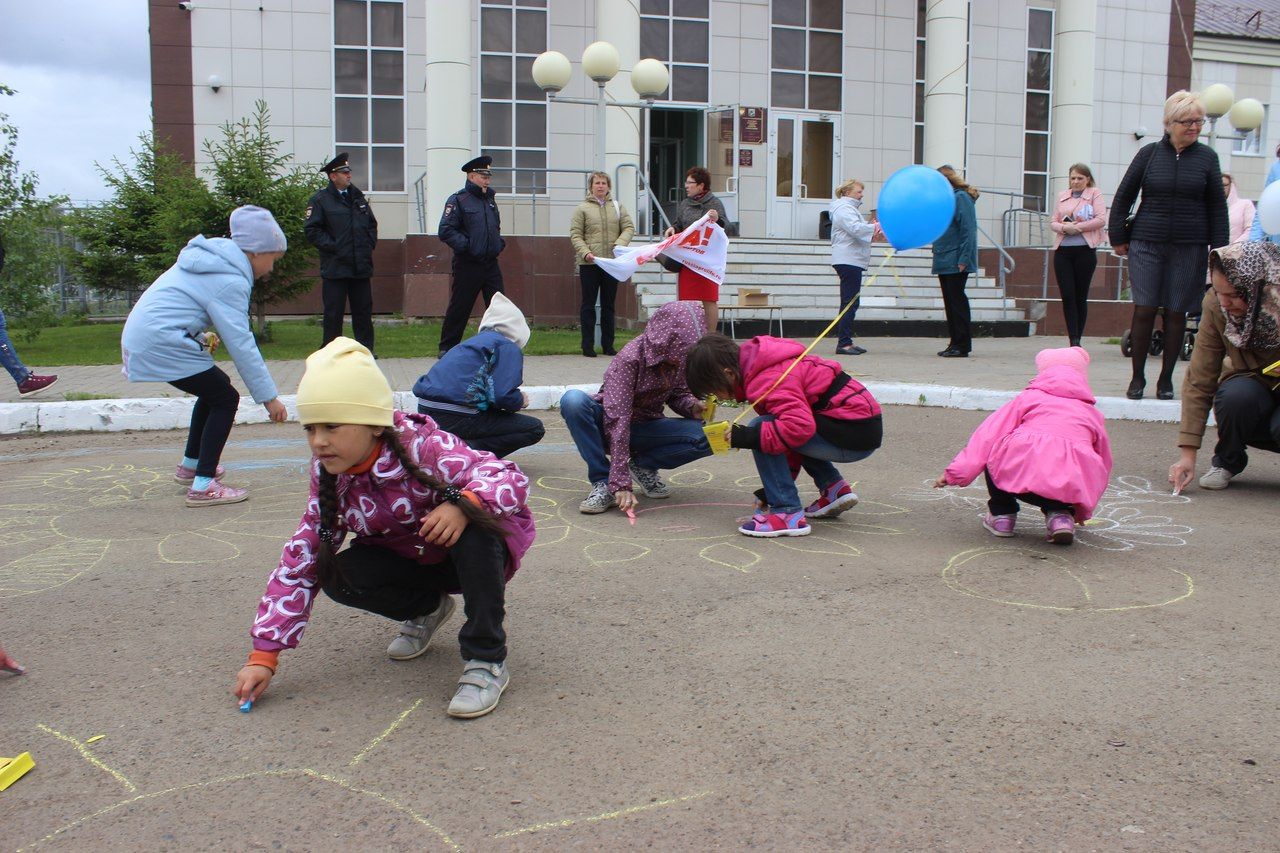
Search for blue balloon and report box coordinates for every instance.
[877,165,956,251]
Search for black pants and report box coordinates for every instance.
[1053,245,1098,343]
[322,526,509,663]
[420,406,546,459]
[985,469,1071,517]
[833,264,863,347]
[170,366,240,479]
[938,271,971,352]
[1211,375,1280,475]
[579,264,617,351]
[440,256,504,354]
[322,277,375,354]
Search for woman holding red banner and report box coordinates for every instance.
[664,166,727,332]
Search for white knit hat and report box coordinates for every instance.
[229,205,288,254]
[478,293,531,349]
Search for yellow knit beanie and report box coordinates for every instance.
[295,337,394,426]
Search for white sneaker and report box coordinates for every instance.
[579,481,616,514]
[628,461,671,498]
[446,659,509,719]
[386,594,457,660]
[1198,466,1233,490]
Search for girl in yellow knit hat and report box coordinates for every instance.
[233,338,537,719]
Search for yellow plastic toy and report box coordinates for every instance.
[703,420,732,454]
[0,752,34,791]
[701,395,718,424]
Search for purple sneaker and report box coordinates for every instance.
[1045,511,1075,545]
[174,463,226,484]
[17,374,58,397]
[185,480,247,507]
[739,510,810,538]
[804,480,859,518]
[982,512,1016,538]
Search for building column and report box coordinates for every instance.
[598,0,641,227]
[424,0,472,234]
[922,0,969,170]
[1049,0,1096,200]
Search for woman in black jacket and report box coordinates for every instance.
[1108,90,1229,400]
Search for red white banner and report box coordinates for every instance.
[594,214,728,285]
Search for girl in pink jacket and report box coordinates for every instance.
[233,338,535,720]
[686,333,882,538]
[933,346,1112,545]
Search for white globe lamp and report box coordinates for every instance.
[581,41,621,83]
[631,58,670,99]
[531,51,572,94]
[1229,97,1265,133]
[1202,83,1235,119]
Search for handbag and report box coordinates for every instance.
[1120,145,1157,245]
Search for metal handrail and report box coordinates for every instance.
[613,161,670,237]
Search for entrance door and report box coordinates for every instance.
[648,108,700,233]
[768,111,839,238]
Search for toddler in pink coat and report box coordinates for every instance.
[933,346,1113,545]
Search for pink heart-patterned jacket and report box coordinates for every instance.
[251,410,535,653]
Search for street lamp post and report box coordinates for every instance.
[531,42,670,173]
[1201,83,1265,152]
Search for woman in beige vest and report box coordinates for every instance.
[570,171,634,357]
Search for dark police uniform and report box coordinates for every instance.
[304,153,379,353]
[438,155,505,355]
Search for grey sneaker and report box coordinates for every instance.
[386,593,457,660]
[446,659,509,719]
[579,481,616,514]
[1198,466,1233,490]
[628,461,670,498]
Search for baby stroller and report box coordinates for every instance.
[1119,308,1198,362]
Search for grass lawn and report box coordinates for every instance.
[9,320,638,366]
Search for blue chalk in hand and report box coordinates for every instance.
[239,698,253,713]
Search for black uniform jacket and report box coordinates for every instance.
[304,183,378,279]
[439,181,505,261]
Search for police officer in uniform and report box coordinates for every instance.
[304,152,379,353]
[438,155,505,357]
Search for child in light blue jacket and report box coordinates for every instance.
[122,206,289,507]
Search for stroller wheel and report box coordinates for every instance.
[1149,329,1164,356]
[1120,329,1133,357]
[1181,330,1194,361]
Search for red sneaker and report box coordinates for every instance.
[804,480,859,518]
[174,463,226,484]
[17,374,58,398]
[185,480,248,507]
[739,510,811,538]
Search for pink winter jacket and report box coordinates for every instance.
[943,366,1112,522]
[251,410,535,653]
[1226,182,1256,244]
[1050,186,1108,249]
[740,336,882,456]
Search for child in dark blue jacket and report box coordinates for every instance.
[413,293,545,458]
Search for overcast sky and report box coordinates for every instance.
[0,2,152,204]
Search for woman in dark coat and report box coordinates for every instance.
[664,166,727,333]
[932,166,980,357]
[1108,90,1229,400]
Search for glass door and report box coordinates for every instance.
[768,111,839,238]
[704,105,740,231]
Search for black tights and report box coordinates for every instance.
[1129,305,1186,394]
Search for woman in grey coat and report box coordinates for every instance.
[829,178,878,355]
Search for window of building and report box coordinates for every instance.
[333,0,405,192]
[770,0,842,111]
[1022,8,1053,211]
[913,0,925,164]
[1233,105,1268,156]
[640,0,709,103]
[480,0,548,193]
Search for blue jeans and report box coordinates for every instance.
[0,307,32,385]
[833,264,863,347]
[752,415,875,514]
[559,389,711,485]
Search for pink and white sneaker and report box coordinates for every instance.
[739,510,811,538]
[174,463,226,484]
[804,479,859,518]
[1045,511,1075,545]
[185,480,248,507]
[982,512,1016,538]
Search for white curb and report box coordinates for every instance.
[0,381,1190,435]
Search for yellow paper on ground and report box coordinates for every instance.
[704,420,732,454]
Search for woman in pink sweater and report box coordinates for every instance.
[686,333,882,538]
[1049,164,1108,346]
[1222,173,1256,244]
[934,346,1112,545]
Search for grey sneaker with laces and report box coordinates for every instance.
[386,593,457,660]
[1198,466,1233,490]
[628,461,670,498]
[446,659,509,719]
[579,481,616,514]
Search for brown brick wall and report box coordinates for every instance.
[149,2,194,163]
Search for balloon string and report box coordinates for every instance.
[729,249,898,426]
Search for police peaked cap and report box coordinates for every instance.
[461,155,493,173]
[320,152,351,174]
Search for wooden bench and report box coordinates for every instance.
[717,288,784,338]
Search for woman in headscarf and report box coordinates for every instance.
[1169,241,1280,492]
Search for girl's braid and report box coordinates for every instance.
[314,467,343,589]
